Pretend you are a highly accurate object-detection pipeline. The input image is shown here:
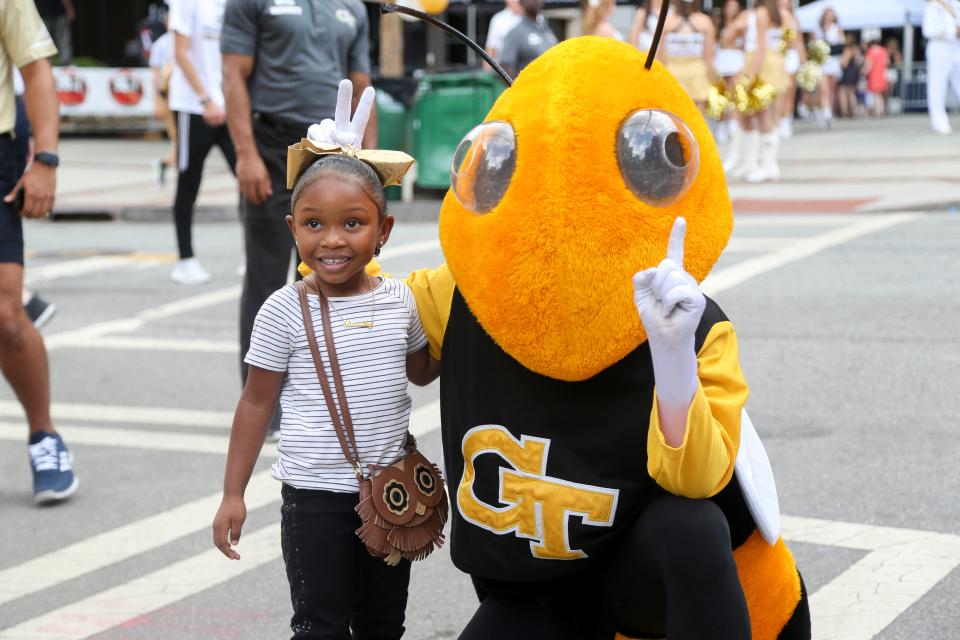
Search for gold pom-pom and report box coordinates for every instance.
[733,76,778,116]
[796,60,823,92]
[779,28,797,55]
[706,81,731,120]
[808,39,830,66]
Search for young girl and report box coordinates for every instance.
[212,151,437,639]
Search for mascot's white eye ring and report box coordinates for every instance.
[616,109,699,207]
[450,121,517,214]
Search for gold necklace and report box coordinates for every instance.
[326,277,377,329]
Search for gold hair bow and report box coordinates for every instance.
[286,138,415,190]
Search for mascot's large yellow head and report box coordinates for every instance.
[440,36,733,382]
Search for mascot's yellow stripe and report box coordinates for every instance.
[614,531,801,640]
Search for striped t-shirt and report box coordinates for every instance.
[244,278,427,492]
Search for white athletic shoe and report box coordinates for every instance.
[932,124,954,135]
[171,258,212,285]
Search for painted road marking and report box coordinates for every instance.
[0,421,270,456]
[0,400,234,429]
[0,471,277,608]
[0,400,438,612]
[51,335,240,353]
[24,255,168,287]
[43,286,242,351]
[0,524,281,640]
[0,399,439,434]
[4,515,956,639]
[782,516,960,640]
[702,214,920,295]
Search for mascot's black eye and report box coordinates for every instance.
[616,109,699,207]
[451,121,516,214]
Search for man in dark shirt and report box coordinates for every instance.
[498,0,558,76]
[220,0,376,438]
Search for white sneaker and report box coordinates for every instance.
[171,258,212,285]
[933,124,954,135]
[779,118,793,139]
[236,260,246,278]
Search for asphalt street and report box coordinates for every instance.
[0,209,958,639]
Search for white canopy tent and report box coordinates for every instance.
[796,0,926,32]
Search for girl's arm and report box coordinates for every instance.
[407,346,441,386]
[212,366,284,559]
[629,8,647,48]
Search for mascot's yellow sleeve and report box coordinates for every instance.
[402,264,456,361]
[647,321,748,499]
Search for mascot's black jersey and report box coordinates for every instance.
[440,287,736,582]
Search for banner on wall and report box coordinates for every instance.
[53,67,155,117]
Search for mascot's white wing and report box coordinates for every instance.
[734,409,781,545]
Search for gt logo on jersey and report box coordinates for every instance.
[458,425,620,560]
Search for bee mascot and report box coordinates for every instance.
[294,13,810,640]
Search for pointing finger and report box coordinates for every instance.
[350,86,376,140]
[666,217,687,267]
[334,79,354,133]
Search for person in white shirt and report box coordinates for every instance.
[923,0,960,134]
[167,0,236,285]
[486,0,524,64]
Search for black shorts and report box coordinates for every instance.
[0,133,25,265]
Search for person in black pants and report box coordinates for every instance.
[167,0,237,285]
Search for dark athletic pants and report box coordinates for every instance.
[238,114,306,431]
[280,484,410,640]
[173,111,237,259]
[460,495,751,640]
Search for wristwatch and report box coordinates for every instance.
[34,151,59,168]
[200,96,212,106]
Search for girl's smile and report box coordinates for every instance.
[287,176,394,297]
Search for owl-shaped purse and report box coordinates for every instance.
[296,279,449,565]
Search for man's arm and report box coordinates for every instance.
[223,53,272,205]
[4,59,58,218]
[349,71,377,149]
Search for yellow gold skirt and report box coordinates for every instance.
[665,57,711,103]
[745,51,789,95]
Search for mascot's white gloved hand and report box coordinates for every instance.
[633,218,706,443]
[307,79,376,149]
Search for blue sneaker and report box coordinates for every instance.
[28,431,79,504]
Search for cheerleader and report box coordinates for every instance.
[661,0,716,112]
[814,8,845,129]
[715,0,744,144]
[777,0,806,138]
[630,0,664,52]
[723,0,785,183]
[582,0,625,40]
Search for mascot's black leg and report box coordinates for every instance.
[603,495,751,640]
[458,593,579,640]
[459,576,615,640]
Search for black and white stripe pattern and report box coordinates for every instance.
[245,278,428,492]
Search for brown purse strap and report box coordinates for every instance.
[295,278,363,477]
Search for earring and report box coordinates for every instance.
[374,243,382,257]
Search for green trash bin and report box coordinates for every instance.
[411,71,505,190]
[376,88,409,201]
